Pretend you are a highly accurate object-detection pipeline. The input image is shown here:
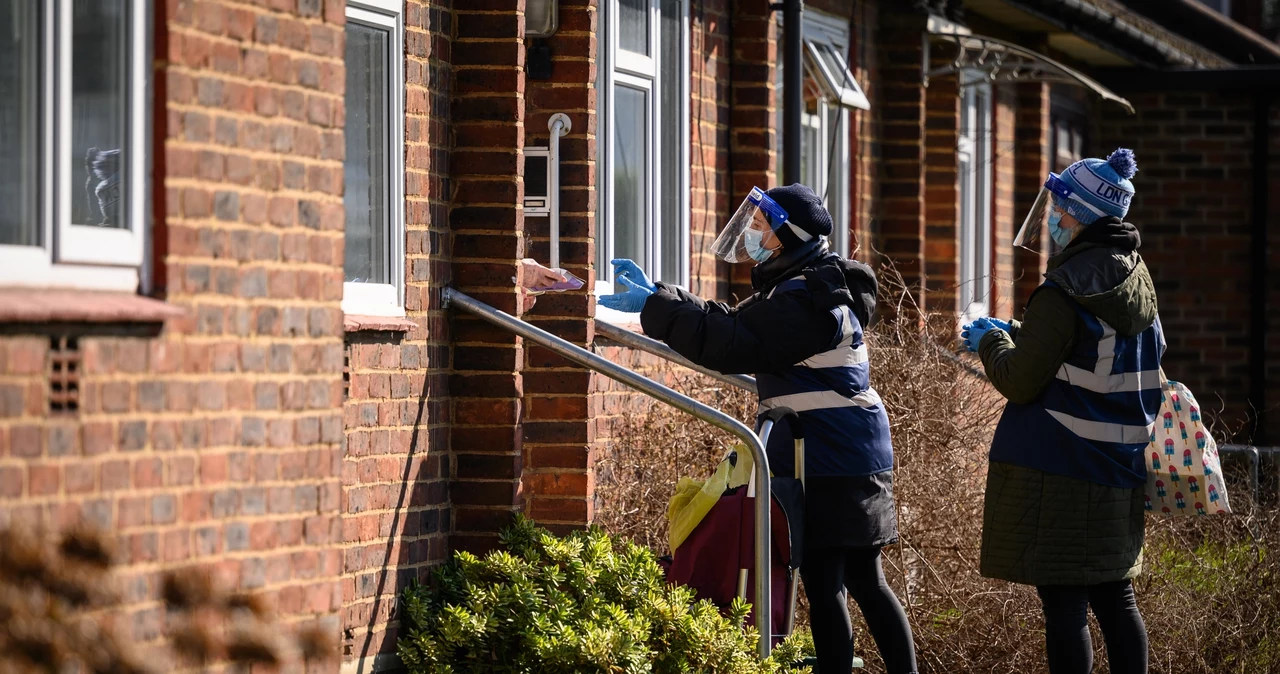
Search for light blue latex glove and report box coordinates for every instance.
[961,317,1007,353]
[598,275,654,313]
[984,317,1012,333]
[610,259,656,293]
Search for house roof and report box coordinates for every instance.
[965,0,1231,69]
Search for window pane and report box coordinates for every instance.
[800,123,818,189]
[71,0,128,229]
[0,1,40,246]
[826,105,847,256]
[618,0,649,55]
[344,22,390,285]
[658,0,682,283]
[613,85,647,280]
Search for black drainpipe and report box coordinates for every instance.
[782,0,803,185]
[1250,93,1272,443]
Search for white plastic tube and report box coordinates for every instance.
[547,113,572,269]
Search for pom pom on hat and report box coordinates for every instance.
[1106,148,1138,180]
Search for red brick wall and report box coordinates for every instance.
[1096,91,1261,440]
[990,84,1018,321]
[849,0,879,258]
[691,0,734,300]
[1014,83,1051,312]
[338,1,454,666]
[728,1,776,302]
[875,7,929,313]
[1,0,348,657]
[521,0,600,534]
[922,54,960,315]
[447,1,528,553]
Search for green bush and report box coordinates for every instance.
[397,516,814,674]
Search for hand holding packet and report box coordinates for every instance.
[527,269,585,294]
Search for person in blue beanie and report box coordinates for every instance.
[601,184,918,674]
[963,149,1161,674]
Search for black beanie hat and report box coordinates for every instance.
[765,184,833,249]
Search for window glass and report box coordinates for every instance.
[613,84,648,273]
[618,0,648,55]
[71,0,128,230]
[658,0,682,282]
[0,1,40,246]
[826,105,848,255]
[344,22,390,285]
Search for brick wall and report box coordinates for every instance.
[1014,83,1051,312]
[990,84,1018,320]
[447,0,528,553]
[338,1,454,667]
[922,52,960,315]
[521,0,600,534]
[1,0,349,660]
[875,7,929,312]
[1097,91,1261,440]
[849,0,880,258]
[690,0,734,300]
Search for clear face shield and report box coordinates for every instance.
[710,187,791,264]
[1013,173,1076,253]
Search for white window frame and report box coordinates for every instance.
[0,0,150,291]
[341,0,405,317]
[958,71,993,321]
[775,9,860,258]
[595,0,690,310]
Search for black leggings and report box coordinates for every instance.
[1036,581,1148,674]
[801,546,917,674]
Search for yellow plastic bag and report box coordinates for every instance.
[666,446,754,552]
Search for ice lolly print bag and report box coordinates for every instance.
[1144,375,1230,516]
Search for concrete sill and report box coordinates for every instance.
[344,314,417,333]
[0,288,185,325]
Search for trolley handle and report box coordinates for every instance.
[759,406,803,440]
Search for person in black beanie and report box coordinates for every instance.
[601,184,918,674]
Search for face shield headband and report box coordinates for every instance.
[1013,173,1107,252]
[711,187,812,264]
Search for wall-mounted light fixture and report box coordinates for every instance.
[526,0,559,38]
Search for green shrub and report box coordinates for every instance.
[397,516,814,674]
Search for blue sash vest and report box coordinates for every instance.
[989,282,1165,488]
[755,278,894,479]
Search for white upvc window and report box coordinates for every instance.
[776,9,869,259]
[596,0,690,304]
[0,0,150,291]
[342,0,405,317]
[958,70,993,320]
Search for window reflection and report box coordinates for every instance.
[71,0,128,229]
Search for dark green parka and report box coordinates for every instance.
[978,217,1158,586]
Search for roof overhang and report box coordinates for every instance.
[924,22,1135,114]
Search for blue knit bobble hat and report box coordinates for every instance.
[1054,148,1138,225]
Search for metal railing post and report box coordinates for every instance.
[595,320,758,393]
[444,288,774,659]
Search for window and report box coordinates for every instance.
[775,10,868,258]
[596,0,690,295]
[343,0,404,317]
[958,71,992,320]
[0,1,149,291]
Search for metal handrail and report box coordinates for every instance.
[1220,444,1280,505]
[444,289,775,659]
[595,320,758,393]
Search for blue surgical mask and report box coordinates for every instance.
[1047,208,1074,248]
[742,228,775,263]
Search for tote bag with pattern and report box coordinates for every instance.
[1144,378,1230,516]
